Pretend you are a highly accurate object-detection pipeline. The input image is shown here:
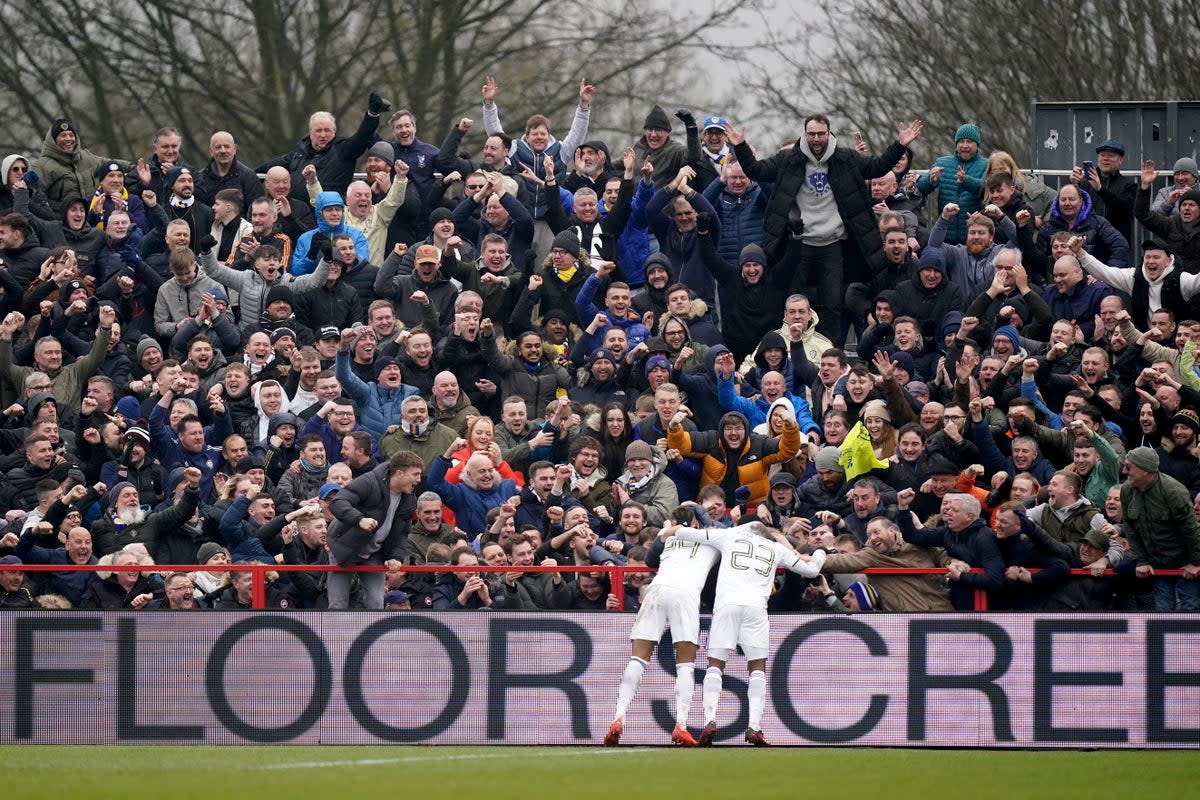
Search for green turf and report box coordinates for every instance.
[1,746,1194,799]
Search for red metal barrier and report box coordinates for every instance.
[1,562,1185,610]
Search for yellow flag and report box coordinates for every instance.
[839,420,887,480]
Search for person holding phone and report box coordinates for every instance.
[1071,139,1136,245]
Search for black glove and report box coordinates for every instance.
[368,92,391,116]
[307,232,332,262]
[198,234,217,252]
[674,108,697,128]
[695,211,713,232]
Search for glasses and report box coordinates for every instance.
[28,383,52,392]
[10,165,26,173]
[805,131,830,138]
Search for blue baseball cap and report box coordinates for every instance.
[702,115,728,131]
[318,483,341,500]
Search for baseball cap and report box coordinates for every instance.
[318,483,342,500]
[702,115,728,131]
[414,244,440,264]
[384,590,412,606]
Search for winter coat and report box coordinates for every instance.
[899,514,1005,610]
[32,129,125,215]
[891,277,966,344]
[733,135,907,286]
[481,333,570,420]
[201,248,329,331]
[610,449,679,527]
[427,454,518,539]
[290,191,370,275]
[257,109,379,200]
[1034,188,1131,269]
[326,461,416,566]
[90,485,201,558]
[153,270,226,339]
[668,410,800,506]
[916,150,988,244]
[1135,187,1200,274]
[1121,471,1200,569]
[646,187,720,306]
[702,178,769,265]
[0,326,111,411]
[193,159,266,209]
[335,350,419,439]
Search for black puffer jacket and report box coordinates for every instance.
[257,108,379,200]
[733,136,907,287]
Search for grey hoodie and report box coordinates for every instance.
[792,133,846,246]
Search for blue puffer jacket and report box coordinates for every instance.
[702,179,769,266]
[613,179,656,287]
[916,151,987,243]
[291,191,369,275]
[219,495,278,563]
[573,273,651,348]
[428,455,518,539]
[336,351,418,440]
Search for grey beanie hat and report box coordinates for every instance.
[814,446,843,473]
[1124,446,1160,473]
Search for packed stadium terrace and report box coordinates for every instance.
[0,83,1197,615]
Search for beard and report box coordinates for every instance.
[115,506,147,526]
[965,240,988,255]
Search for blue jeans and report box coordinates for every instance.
[1151,576,1200,611]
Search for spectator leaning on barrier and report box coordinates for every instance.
[325,449,424,610]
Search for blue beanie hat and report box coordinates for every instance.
[993,325,1020,349]
[848,581,880,611]
[955,123,981,145]
[115,395,141,420]
[918,246,946,275]
[644,354,671,377]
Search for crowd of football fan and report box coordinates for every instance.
[0,75,1198,613]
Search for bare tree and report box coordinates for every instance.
[0,0,762,165]
[743,0,1200,165]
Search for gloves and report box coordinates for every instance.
[198,234,217,253]
[24,169,38,187]
[695,211,713,232]
[307,232,332,262]
[118,242,141,265]
[1017,510,1035,536]
[368,92,391,116]
[674,108,697,128]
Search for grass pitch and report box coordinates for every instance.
[2,745,1194,799]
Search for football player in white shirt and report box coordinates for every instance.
[604,507,719,747]
[671,520,824,746]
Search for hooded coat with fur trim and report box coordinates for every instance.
[668,409,801,506]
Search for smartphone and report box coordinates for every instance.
[1081,160,1093,183]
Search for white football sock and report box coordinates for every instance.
[613,657,647,721]
[702,666,723,725]
[748,670,767,731]
[674,664,695,726]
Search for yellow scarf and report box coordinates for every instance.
[88,187,129,230]
[554,263,577,283]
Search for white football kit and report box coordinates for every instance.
[674,523,824,660]
[628,533,719,645]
